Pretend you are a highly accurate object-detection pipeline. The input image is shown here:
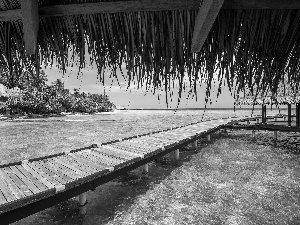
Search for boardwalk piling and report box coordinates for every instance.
[274,131,278,140]
[207,134,211,142]
[142,164,149,174]
[193,140,198,150]
[175,149,180,160]
[288,104,292,126]
[78,192,87,214]
[252,130,255,139]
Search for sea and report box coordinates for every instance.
[0,108,294,224]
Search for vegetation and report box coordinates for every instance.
[0,70,115,115]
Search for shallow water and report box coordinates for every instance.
[1,109,295,224]
[0,109,270,165]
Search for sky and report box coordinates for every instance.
[44,65,235,109]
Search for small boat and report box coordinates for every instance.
[60,112,72,115]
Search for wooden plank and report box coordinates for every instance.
[21,163,55,190]
[77,152,118,170]
[112,142,160,157]
[0,179,16,203]
[70,153,114,171]
[2,167,33,197]
[0,190,7,205]
[94,147,140,161]
[135,137,172,146]
[191,0,224,52]
[32,161,66,185]
[127,139,169,150]
[47,158,82,181]
[83,150,131,169]
[52,157,88,177]
[110,143,150,156]
[39,0,199,16]
[0,9,22,21]
[0,169,26,199]
[41,160,74,184]
[101,146,144,159]
[28,162,62,187]
[113,142,155,153]
[58,156,94,176]
[79,150,126,165]
[67,154,108,172]
[16,165,48,192]
[222,0,300,9]
[20,0,39,55]
[124,139,160,149]
[10,166,40,195]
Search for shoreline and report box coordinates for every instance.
[0,111,116,121]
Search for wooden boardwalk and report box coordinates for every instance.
[226,114,300,132]
[0,117,238,224]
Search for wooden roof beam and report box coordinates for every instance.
[191,0,224,53]
[1,0,300,22]
[21,0,39,55]
[222,0,300,9]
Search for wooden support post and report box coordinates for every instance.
[288,104,292,126]
[191,0,224,52]
[175,149,180,160]
[261,104,267,123]
[207,134,211,142]
[261,105,264,123]
[193,140,198,150]
[252,130,255,139]
[142,163,149,174]
[297,103,300,127]
[78,192,87,214]
[21,0,39,55]
[274,131,278,140]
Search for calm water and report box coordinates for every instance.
[0,109,289,224]
[0,109,273,165]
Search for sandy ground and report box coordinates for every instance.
[106,130,300,225]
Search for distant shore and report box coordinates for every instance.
[0,111,116,121]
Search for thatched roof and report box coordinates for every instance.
[236,80,300,105]
[1,0,300,104]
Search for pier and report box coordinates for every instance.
[0,117,236,224]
